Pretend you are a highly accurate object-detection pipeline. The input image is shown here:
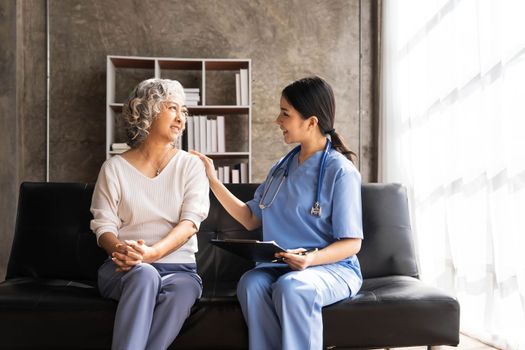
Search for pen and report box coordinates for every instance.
[271,248,318,263]
[299,248,318,256]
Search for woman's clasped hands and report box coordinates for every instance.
[111,239,160,272]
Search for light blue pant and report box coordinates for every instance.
[237,264,355,350]
[98,259,202,350]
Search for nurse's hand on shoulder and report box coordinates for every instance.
[189,150,219,183]
[275,248,316,271]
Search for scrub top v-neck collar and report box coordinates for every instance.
[289,149,325,177]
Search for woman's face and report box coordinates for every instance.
[149,99,187,143]
[275,96,311,144]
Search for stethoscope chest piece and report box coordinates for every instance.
[310,201,322,217]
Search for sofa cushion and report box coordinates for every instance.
[323,275,460,348]
[0,278,115,349]
[0,275,459,349]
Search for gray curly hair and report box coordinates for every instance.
[122,78,186,148]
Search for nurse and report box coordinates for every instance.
[192,76,363,350]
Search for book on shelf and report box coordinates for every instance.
[110,149,128,154]
[217,116,225,153]
[111,142,130,151]
[185,115,226,154]
[223,165,230,184]
[199,115,206,153]
[235,73,241,105]
[235,69,249,106]
[186,117,194,151]
[184,88,200,106]
[186,100,200,106]
[240,69,249,106]
[206,119,212,153]
[211,119,218,153]
[232,169,240,184]
[240,163,248,183]
[185,97,200,106]
[215,162,249,184]
[193,115,201,152]
[218,167,224,183]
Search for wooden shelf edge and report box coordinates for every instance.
[109,104,249,115]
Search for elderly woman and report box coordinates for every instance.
[90,78,209,350]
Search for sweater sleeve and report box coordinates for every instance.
[180,157,210,230]
[90,160,121,246]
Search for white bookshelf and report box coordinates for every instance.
[106,55,252,182]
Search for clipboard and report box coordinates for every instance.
[210,238,287,262]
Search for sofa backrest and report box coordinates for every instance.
[5,182,418,283]
[5,182,262,284]
[6,183,105,282]
[359,183,418,278]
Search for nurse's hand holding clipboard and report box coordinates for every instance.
[274,248,318,271]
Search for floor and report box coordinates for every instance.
[394,334,500,350]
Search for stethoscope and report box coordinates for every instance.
[258,138,332,217]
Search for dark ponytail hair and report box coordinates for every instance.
[281,76,358,164]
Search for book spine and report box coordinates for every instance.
[187,116,194,151]
[235,73,241,106]
[232,169,240,184]
[223,165,230,184]
[240,69,248,106]
[206,118,212,153]
[217,116,226,153]
[193,115,201,152]
[240,162,248,183]
[218,167,224,183]
[199,115,207,153]
[211,119,218,153]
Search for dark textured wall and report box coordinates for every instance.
[0,0,18,282]
[0,0,378,280]
[47,0,377,183]
[0,0,47,281]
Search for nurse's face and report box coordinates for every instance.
[276,96,311,144]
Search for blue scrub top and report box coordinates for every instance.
[246,145,364,292]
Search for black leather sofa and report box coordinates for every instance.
[0,182,459,349]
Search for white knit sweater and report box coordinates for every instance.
[90,150,210,264]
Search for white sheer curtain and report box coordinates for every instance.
[380,1,525,348]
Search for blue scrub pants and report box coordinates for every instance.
[98,259,202,350]
[237,264,353,350]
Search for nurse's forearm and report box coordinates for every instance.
[312,238,362,266]
[209,178,262,231]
